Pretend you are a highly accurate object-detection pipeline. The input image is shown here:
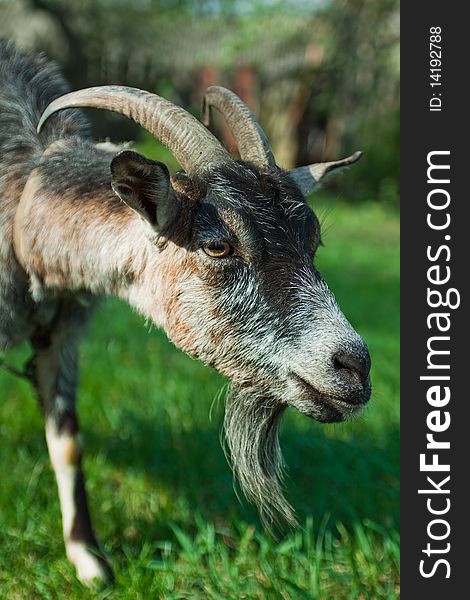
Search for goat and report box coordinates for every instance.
[0,41,371,585]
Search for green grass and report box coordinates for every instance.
[0,196,399,598]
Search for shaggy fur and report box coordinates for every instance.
[224,386,292,527]
[0,40,89,350]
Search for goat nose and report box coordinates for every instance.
[333,347,371,386]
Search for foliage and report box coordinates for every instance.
[0,0,399,203]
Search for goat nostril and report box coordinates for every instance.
[333,350,371,385]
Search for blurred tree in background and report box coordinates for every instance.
[0,0,399,202]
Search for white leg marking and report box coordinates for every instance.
[45,420,108,585]
[46,419,81,538]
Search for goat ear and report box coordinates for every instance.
[289,151,363,196]
[111,150,178,230]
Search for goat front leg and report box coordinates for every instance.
[32,331,112,586]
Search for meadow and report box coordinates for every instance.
[0,195,399,599]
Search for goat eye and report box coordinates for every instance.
[202,241,232,258]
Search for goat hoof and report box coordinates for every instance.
[66,541,113,586]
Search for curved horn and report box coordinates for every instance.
[202,86,275,167]
[37,86,232,175]
[289,151,363,196]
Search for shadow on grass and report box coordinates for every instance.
[1,378,398,549]
[83,407,399,542]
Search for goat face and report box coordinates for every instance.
[111,152,371,424]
